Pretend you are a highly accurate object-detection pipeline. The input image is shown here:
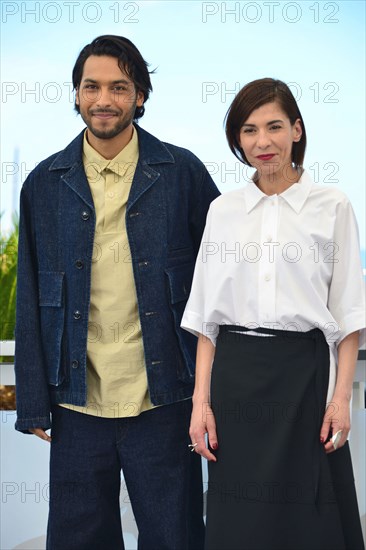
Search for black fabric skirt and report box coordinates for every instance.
[205,326,364,550]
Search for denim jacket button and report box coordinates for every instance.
[73,310,81,320]
[71,360,79,369]
[75,260,84,269]
[81,211,90,221]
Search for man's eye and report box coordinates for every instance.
[270,125,281,130]
[113,86,128,92]
[85,85,97,90]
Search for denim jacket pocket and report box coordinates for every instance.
[38,271,66,386]
[165,263,196,379]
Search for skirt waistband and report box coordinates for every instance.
[218,325,325,341]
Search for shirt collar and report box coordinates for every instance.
[243,169,313,214]
[280,170,313,213]
[243,178,266,213]
[82,127,139,177]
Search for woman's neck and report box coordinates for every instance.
[256,166,302,196]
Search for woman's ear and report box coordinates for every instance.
[293,118,302,142]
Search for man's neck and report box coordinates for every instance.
[86,124,134,159]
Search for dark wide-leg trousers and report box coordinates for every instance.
[205,326,364,550]
[47,399,204,550]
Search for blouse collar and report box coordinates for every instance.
[243,169,313,214]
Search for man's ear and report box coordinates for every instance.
[136,90,144,107]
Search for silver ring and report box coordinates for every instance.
[331,430,342,450]
[188,443,198,452]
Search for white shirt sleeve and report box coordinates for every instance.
[327,197,366,348]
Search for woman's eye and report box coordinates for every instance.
[242,128,254,134]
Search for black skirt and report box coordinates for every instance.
[205,326,364,550]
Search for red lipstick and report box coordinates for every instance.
[256,154,276,161]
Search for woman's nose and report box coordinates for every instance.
[256,130,271,148]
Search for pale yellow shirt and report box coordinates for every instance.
[61,128,154,417]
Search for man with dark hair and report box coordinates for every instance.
[14,35,220,550]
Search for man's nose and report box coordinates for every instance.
[96,87,113,108]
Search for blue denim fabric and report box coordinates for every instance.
[14,124,220,432]
[47,401,204,550]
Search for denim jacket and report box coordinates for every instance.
[14,124,220,432]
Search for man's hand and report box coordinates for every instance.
[29,428,51,442]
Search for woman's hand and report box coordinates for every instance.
[320,331,359,454]
[189,400,218,462]
[320,394,351,454]
[189,333,217,461]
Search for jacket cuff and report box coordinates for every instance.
[15,414,52,434]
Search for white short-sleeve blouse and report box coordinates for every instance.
[181,170,365,402]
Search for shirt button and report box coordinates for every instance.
[264,274,271,282]
[267,236,272,242]
[107,192,114,198]
[75,260,84,269]
[81,211,90,221]
[71,360,79,369]
[73,310,82,320]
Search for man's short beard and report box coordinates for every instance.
[87,118,133,140]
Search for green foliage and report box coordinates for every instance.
[0,215,18,342]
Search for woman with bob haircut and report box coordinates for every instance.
[182,78,365,549]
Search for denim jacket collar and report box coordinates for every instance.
[47,124,175,210]
[48,123,175,170]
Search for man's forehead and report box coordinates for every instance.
[81,55,132,82]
